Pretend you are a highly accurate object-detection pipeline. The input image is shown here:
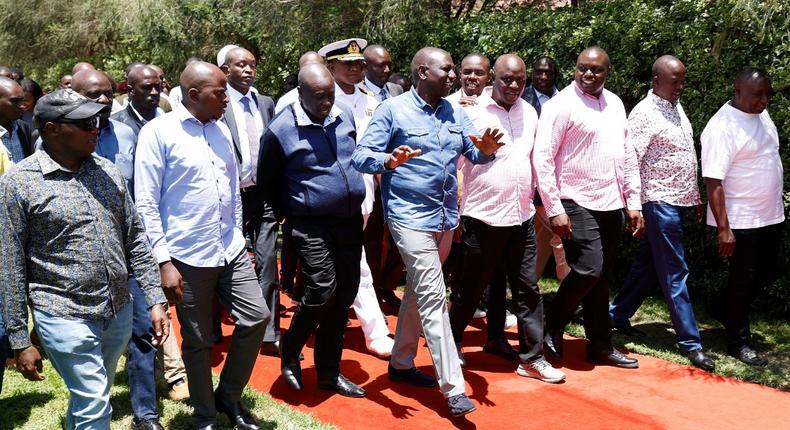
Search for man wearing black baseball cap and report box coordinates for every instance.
[0,89,169,430]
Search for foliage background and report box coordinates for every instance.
[0,0,788,315]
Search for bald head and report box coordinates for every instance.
[651,55,686,104]
[364,45,393,87]
[0,76,19,92]
[298,64,335,123]
[411,47,456,103]
[127,65,159,88]
[72,62,95,75]
[0,66,13,79]
[71,69,113,106]
[578,47,610,69]
[180,61,228,122]
[491,54,526,109]
[732,68,771,114]
[299,51,324,68]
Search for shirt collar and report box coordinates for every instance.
[0,122,17,139]
[227,84,254,106]
[572,80,604,101]
[364,77,385,96]
[293,101,343,127]
[408,87,443,113]
[176,103,213,126]
[129,102,162,123]
[36,148,95,175]
[648,89,678,108]
[535,86,557,99]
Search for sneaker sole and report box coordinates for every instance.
[516,368,566,383]
[451,406,476,417]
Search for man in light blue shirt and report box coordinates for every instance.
[135,61,269,430]
[352,47,503,418]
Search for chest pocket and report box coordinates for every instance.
[406,128,429,154]
[446,125,464,153]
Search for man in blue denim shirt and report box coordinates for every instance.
[352,47,503,417]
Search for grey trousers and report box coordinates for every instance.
[173,250,269,426]
[387,221,466,398]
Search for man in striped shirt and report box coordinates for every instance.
[533,46,642,369]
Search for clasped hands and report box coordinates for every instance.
[384,128,505,170]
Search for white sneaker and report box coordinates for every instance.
[505,310,517,329]
[367,337,394,359]
[473,308,487,319]
[517,358,566,383]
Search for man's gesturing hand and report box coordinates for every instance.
[160,261,184,304]
[469,127,505,156]
[385,145,422,170]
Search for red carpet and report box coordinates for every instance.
[190,294,790,430]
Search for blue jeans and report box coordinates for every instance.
[0,309,10,394]
[34,303,133,430]
[128,278,159,421]
[609,202,702,352]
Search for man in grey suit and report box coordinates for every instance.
[218,47,280,355]
[359,45,404,102]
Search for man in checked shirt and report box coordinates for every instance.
[533,46,643,369]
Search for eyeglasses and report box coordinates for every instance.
[58,116,101,131]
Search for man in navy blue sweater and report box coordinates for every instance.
[257,64,367,398]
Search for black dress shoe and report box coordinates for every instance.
[387,364,438,387]
[544,330,564,360]
[612,319,647,337]
[687,349,715,371]
[587,348,639,369]
[281,362,303,390]
[318,373,366,398]
[214,396,260,430]
[380,289,402,308]
[131,418,164,430]
[729,345,768,366]
[195,424,219,430]
[483,337,519,361]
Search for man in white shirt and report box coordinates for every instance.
[701,68,784,367]
[320,38,394,358]
[135,61,269,430]
[218,47,279,357]
[446,53,490,106]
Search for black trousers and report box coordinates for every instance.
[280,213,363,377]
[449,216,544,362]
[546,201,624,354]
[243,190,281,343]
[725,222,784,351]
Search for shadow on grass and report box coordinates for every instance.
[0,391,55,429]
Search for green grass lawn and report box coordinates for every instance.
[538,278,790,391]
[0,356,336,430]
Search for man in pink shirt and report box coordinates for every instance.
[533,46,642,369]
[449,54,566,383]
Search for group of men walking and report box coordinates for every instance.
[0,36,783,430]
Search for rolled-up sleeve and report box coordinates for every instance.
[353,103,394,174]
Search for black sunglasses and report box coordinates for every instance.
[57,116,101,131]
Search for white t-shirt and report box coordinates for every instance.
[701,102,784,229]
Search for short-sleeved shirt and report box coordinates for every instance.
[701,102,784,229]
